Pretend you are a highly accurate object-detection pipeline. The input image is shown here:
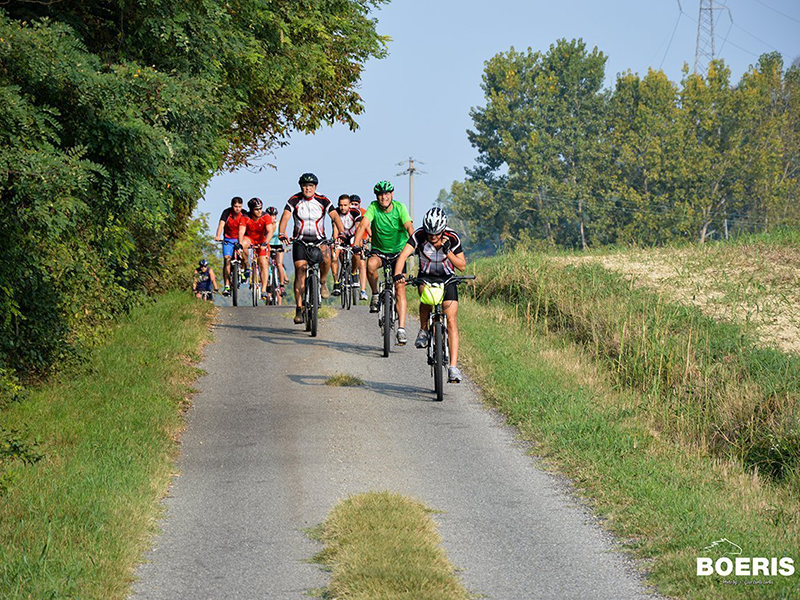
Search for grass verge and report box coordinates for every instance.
[310,491,470,599]
[325,373,365,387]
[0,292,213,599]
[459,297,800,598]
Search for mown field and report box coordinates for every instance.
[460,229,800,598]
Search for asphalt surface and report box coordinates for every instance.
[132,297,658,599]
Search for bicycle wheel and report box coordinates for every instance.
[343,262,352,310]
[309,271,319,337]
[340,263,347,310]
[382,288,392,357]
[269,266,279,305]
[433,318,444,401]
[231,262,240,307]
[251,261,258,306]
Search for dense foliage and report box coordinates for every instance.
[0,1,387,387]
[446,39,800,251]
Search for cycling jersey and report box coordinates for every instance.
[364,200,412,254]
[284,193,335,242]
[241,213,273,245]
[407,227,463,277]
[194,268,213,291]
[219,207,248,239]
[336,207,363,237]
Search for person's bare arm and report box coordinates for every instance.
[403,220,415,237]
[238,223,247,245]
[209,269,218,290]
[353,215,371,247]
[279,209,291,239]
[214,220,225,241]
[329,210,344,238]
[394,244,415,277]
[448,250,467,272]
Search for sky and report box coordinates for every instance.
[200,0,800,231]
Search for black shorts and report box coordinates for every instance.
[270,244,284,253]
[416,273,458,302]
[292,240,326,264]
[371,252,406,275]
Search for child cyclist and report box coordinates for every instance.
[393,207,467,383]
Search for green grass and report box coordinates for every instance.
[325,373,365,387]
[310,491,470,600]
[0,292,213,599]
[459,297,800,598]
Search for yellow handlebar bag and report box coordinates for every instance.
[419,283,445,306]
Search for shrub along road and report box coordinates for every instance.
[132,302,656,599]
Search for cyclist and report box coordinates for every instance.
[331,194,364,298]
[352,180,415,345]
[214,196,247,296]
[193,259,218,301]
[266,206,288,302]
[278,173,345,324]
[350,194,366,217]
[239,197,275,300]
[348,194,370,299]
[394,207,467,383]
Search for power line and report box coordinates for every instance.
[753,0,800,25]
[660,11,683,69]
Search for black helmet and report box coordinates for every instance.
[299,173,319,186]
[248,197,263,211]
[350,194,361,204]
[198,259,209,268]
[266,206,278,216]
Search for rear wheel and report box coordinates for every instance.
[231,262,240,307]
[433,319,444,401]
[309,270,319,337]
[382,288,392,357]
[269,266,279,305]
[251,261,259,306]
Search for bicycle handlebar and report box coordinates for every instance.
[405,274,476,287]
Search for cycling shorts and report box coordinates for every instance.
[243,236,268,257]
[292,240,327,264]
[416,274,458,302]
[370,252,406,275]
[195,279,213,292]
[222,237,238,257]
[270,244,284,253]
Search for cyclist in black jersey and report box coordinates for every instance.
[278,173,345,323]
[193,259,218,301]
[394,207,467,382]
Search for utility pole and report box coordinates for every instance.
[397,157,426,224]
[693,0,732,75]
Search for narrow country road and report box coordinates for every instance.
[132,301,656,599]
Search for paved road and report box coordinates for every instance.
[132,302,657,599]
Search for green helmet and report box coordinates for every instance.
[373,180,394,194]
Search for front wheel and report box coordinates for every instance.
[382,288,393,357]
[433,319,444,401]
[231,262,240,307]
[309,271,319,337]
[251,262,259,307]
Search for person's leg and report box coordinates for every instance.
[259,252,269,294]
[395,280,407,329]
[276,251,288,285]
[331,248,340,281]
[294,261,307,308]
[419,300,431,330]
[223,256,231,287]
[443,301,459,367]
[366,255,380,294]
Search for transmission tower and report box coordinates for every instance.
[693,0,731,75]
[397,157,426,223]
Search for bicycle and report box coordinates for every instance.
[221,241,246,307]
[406,274,475,401]
[266,243,286,306]
[335,242,358,311]
[295,238,332,337]
[247,243,268,307]
[365,250,401,357]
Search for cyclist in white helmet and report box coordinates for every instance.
[394,207,468,383]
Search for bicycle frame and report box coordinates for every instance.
[367,250,400,357]
[295,238,331,337]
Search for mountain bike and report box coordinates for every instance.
[248,243,267,307]
[335,242,357,311]
[266,243,285,306]
[296,238,332,337]
[366,250,401,357]
[407,274,475,401]
[221,241,246,307]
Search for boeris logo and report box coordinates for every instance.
[697,539,795,577]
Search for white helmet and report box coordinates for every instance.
[422,207,448,235]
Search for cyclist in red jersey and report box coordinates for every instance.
[214,196,247,296]
[238,197,275,300]
[278,173,345,324]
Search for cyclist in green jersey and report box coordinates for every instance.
[353,180,415,345]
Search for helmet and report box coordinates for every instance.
[248,197,263,211]
[299,173,319,186]
[350,194,361,204]
[266,206,278,216]
[373,180,394,194]
[198,259,209,268]
[422,207,448,235]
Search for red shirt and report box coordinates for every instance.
[241,213,273,245]
[220,207,248,239]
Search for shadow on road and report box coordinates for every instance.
[287,373,436,403]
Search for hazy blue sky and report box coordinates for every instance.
[201,0,800,229]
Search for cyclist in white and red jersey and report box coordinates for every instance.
[331,194,365,298]
[278,173,345,323]
[394,207,467,383]
[214,196,247,296]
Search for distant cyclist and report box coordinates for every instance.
[214,196,247,296]
[239,197,275,300]
[352,180,415,345]
[394,207,467,383]
[278,173,345,324]
[331,194,365,299]
[193,259,218,301]
[266,206,288,301]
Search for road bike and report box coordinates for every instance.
[407,274,475,401]
[295,238,332,337]
[247,243,268,307]
[366,250,401,357]
[265,243,286,306]
[335,242,359,311]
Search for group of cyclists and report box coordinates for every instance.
[193,172,469,383]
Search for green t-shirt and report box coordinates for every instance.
[364,200,412,253]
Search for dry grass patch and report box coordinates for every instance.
[324,373,364,387]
